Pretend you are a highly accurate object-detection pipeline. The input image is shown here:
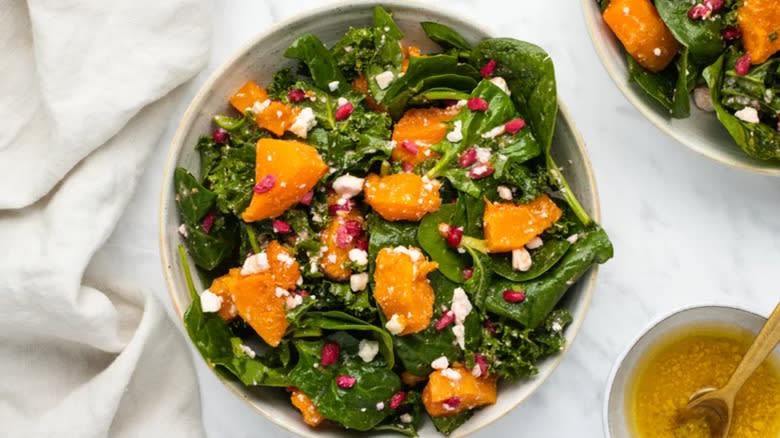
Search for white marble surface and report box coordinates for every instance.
[100,0,780,436]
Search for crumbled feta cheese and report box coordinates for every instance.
[386,314,405,335]
[456,99,468,108]
[327,254,337,264]
[489,76,511,95]
[178,224,188,238]
[344,45,353,52]
[446,120,463,142]
[337,97,349,107]
[451,288,473,324]
[289,107,317,138]
[566,234,579,244]
[241,252,269,276]
[551,321,563,332]
[441,368,462,381]
[652,47,662,56]
[276,252,295,266]
[350,273,369,291]
[374,70,395,90]
[497,185,513,201]
[358,339,380,363]
[348,248,368,266]
[275,287,290,298]
[431,356,449,370]
[239,343,256,358]
[285,294,303,310]
[734,106,759,124]
[475,147,492,163]
[481,124,506,139]
[526,236,544,250]
[332,174,364,198]
[199,289,223,313]
[392,246,421,261]
[400,413,413,424]
[251,99,271,114]
[376,402,385,410]
[512,248,532,272]
[472,365,482,378]
[452,324,466,349]
[328,81,340,92]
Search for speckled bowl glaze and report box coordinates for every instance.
[581,0,780,176]
[604,305,780,437]
[160,1,602,436]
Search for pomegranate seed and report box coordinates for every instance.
[503,289,526,303]
[401,161,414,172]
[735,53,751,76]
[722,26,741,41]
[336,375,357,389]
[344,220,363,236]
[687,3,710,20]
[468,163,494,180]
[288,88,306,103]
[446,227,463,248]
[474,353,489,376]
[296,290,310,297]
[459,148,477,168]
[389,391,407,409]
[334,102,354,121]
[703,0,723,12]
[435,310,456,331]
[321,342,340,366]
[442,397,461,410]
[504,118,526,134]
[253,174,276,193]
[335,225,353,249]
[272,219,291,234]
[201,212,216,233]
[328,201,352,216]
[467,97,489,112]
[483,319,497,335]
[355,237,369,251]
[480,59,497,78]
[212,127,229,144]
[299,190,314,206]
[462,267,474,280]
[401,140,418,155]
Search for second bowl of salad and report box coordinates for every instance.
[160,1,613,436]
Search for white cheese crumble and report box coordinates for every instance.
[452,324,466,349]
[653,47,662,56]
[446,120,463,142]
[392,246,422,262]
[240,252,269,276]
[350,272,369,292]
[276,252,295,266]
[471,364,482,378]
[358,339,380,363]
[337,97,349,107]
[451,288,472,324]
[177,224,188,238]
[734,106,759,124]
[441,368,462,381]
[275,287,290,298]
[251,99,271,114]
[374,70,395,90]
[348,248,368,266]
[385,314,406,335]
[289,107,317,138]
[526,236,544,250]
[285,294,303,310]
[376,402,385,410]
[239,343,256,358]
[512,248,532,272]
[199,289,223,313]
[489,76,511,95]
[328,81,340,92]
[475,147,492,163]
[481,124,506,139]
[497,185,513,201]
[551,321,563,332]
[566,234,579,244]
[400,413,413,424]
[431,356,449,370]
[332,174,364,198]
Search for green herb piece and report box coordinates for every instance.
[491,239,572,282]
[285,34,347,92]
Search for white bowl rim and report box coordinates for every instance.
[158,1,603,436]
[579,0,780,177]
[602,303,772,438]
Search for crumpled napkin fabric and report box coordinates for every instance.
[0,0,210,436]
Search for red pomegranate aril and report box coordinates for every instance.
[442,397,461,410]
[272,219,291,234]
[389,391,407,409]
[502,289,526,303]
[467,97,489,112]
[480,59,497,78]
[722,26,741,41]
[459,148,477,168]
[335,225,354,249]
[253,174,276,193]
[344,220,363,236]
[462,267,474,280]
[703,0,723,12]
[296,290,310,297]
[299,190,314,206]
[328,201,352,216]
[212,127,229,144]
[401,161,414,173]
[434,310,456,331]
[735,53,751,76]
[401,140,418,155]
[321,342,340,366]
[336,375,357,389]
[483,319,497,335]
[474,353,489,376]
[288,88,306,103]
[687,3,710,20]
[446,227,463,248]
[504,118,526,134]
[355,237,369,251]
[334,102,354,121]
[468,164,494,180]
[201,212,216,233]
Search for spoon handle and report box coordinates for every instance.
[723,301,780,397]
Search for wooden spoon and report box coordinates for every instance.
[680,301,780,438]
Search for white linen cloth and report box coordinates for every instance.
[0,0,210,436]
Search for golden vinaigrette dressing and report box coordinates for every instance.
[626,324,780,438]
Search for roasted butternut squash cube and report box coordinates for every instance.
[255,100,299,137]
[206,268,240,321]
[229,80,269,114]
[267,240,301,290]
[738,0,780,64]
[242,139,328,222]
[229,273,287,347]
[391,106,460,165]
[364,173,441,222]
[291,389,324,427]
[422,365,497,417]
[483,194,562,253]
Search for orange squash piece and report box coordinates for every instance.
[483,194,562,253]
[401,45,422,73]
[229,80,269,114]
[266,240,302,289]
[391,106,460,165]
[364,173,441,222]
[738,0,780,64]
[206,268,240,321]
[422,365,497,417]
[319,210,365,281]
[255,101,299,137]
[242,139,328,222]
[603,0,680,73]
[230,273,287,347]
[373,246,437,335]
[291,389,324,427]
[352,75,385,112]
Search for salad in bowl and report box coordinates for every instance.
[170,6,612,436]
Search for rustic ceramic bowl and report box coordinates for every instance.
[581,0,780,176]
[604,305,780,437]
[160,1,603,436]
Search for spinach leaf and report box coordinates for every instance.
[175,167,216,225]
[457,193,485,237]
[298,311,394,367]
[655,0,723,65]
[421,21,472,51]
[373,5,404,66]
[627,55,677,112]
[485,227,613,327]
[432,411,474,435]
[720,53,780,116]
[372,390,422,436]
[285,34,347,92]
[185,225,238,271]
[671,48,693,118]
[491,239,572,282]
[463,245,492,309]
[367,214,418,266]
[289,336,401,431]
[417,204,468,283]
[703,54,780,161]
[409,87,472,104]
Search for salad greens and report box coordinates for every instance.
[175,6,612,436]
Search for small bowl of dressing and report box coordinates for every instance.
[605,305,780,438]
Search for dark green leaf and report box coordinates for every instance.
[432,411,474,435]
[285,34,347,92]
[655,0,723,64]
[421,21,472,51]
[491,239,572,282]
[174,167,216,225]
[417,204,468,283]
[299,311,394,367]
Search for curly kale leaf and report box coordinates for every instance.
[202,143,256,216]
[331,27,377,81]
[267,67,296,99]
